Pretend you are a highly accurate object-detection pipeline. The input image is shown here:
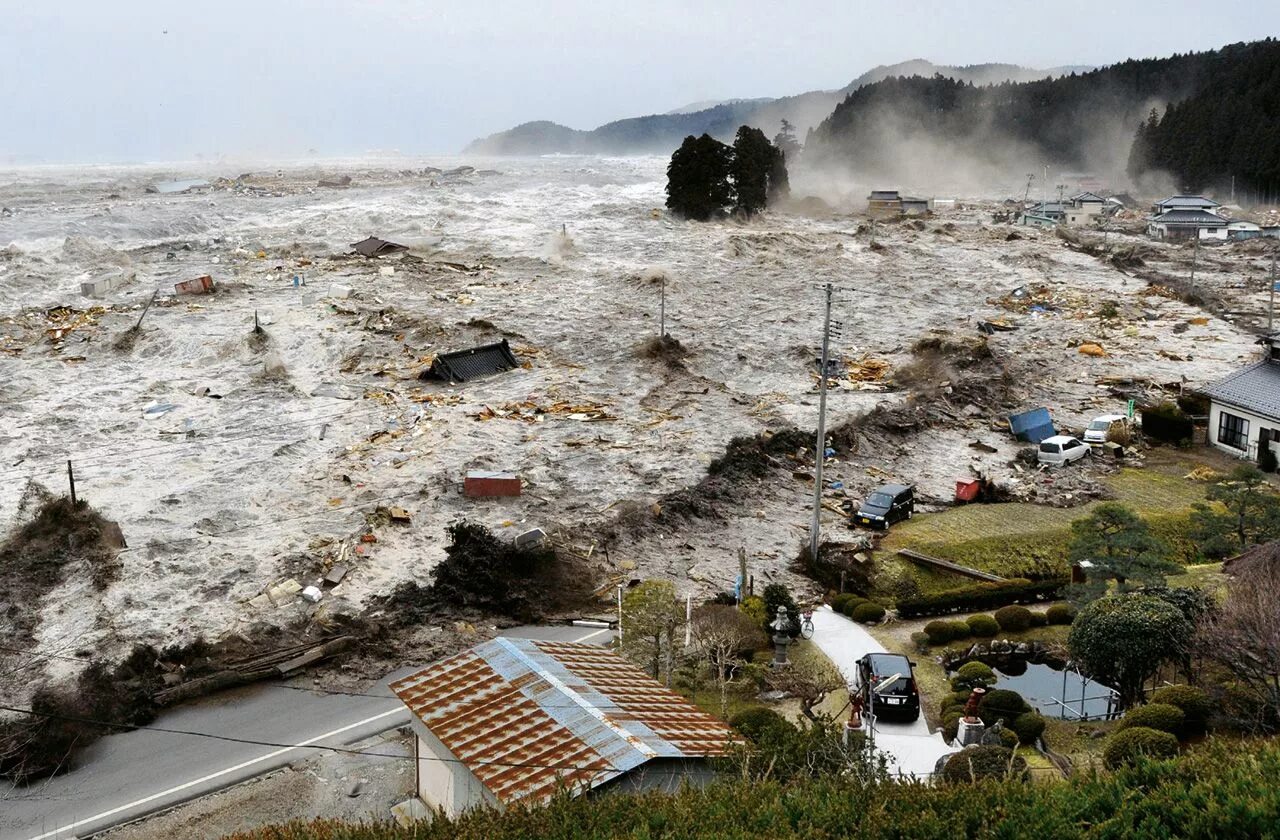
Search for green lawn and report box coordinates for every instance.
[879,453,1217,589]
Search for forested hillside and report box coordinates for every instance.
[807,39,1280,196]
[464,61,1079,156]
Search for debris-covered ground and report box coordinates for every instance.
[0,157,1268,697]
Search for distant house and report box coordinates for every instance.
[900,196,930,216]
[1151,195,1221,215]
[1020,212,1057,228]
[390,638,735,818]
[1027,201,1068,222]
[867,190,902,217]
[1069,192,1108,218]
[1147,208,1229,241]
[1228,220,1264,240]
[1202,333,1280,462]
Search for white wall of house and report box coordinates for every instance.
[1208,400,1280,461]
[1198,227,1229,240]
[415,732,497,818]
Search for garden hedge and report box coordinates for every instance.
[994,605,1034,632]
[966,614,999,637]
[896,578,1068,618]
[1119,703,1186,736]
[1104,726,1180,768]
[1150,685,1212,734]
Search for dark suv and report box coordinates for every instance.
[855,483,914,530]
[856,652,921,722]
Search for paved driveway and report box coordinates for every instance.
[809,606,958,779]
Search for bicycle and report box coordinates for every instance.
[800,609,815,639]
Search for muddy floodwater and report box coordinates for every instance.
[0,156,1267,697]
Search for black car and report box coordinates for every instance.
[855,483,915,530]
[856,652,921,722]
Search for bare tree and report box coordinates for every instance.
[1198,562,1280,731]
[690,605,765,717]
[764,647,845,722]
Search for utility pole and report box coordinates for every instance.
[67,460,77,505]
[810,283,834,563]
[616,585,624,642]
[1190,233,1200,295]
[1231,175,1236,205]
[1042,164,1049,208]
[1269,250,1278,333]
[659,274,666,338]
[1023,173,1034,206]
[737,547,747,608]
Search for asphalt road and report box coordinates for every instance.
[0,624,615,840]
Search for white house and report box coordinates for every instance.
[1203,334,1280,462]
[389,637,735,818]
[1147,208,1229,241]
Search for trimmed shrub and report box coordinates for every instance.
[942,711,963,744]
[730,707,796,742]
[896,578,1069,618]
[1120,703,1186,736]
[840,598,869,618]
[966,614,999,637]
[1045,604,1077,625]
[947,621,972,641]
[1012,712,1047,745]
[942,744,1028,783]
[994,605,1033,632]
[978,689,1030,726]
[1103,726,1179,768]
[924,620,956,645]
[910,631,931,653]
[997,727,1020,749]
[850,602,886,624]
[831,593,860,613]
[1141,402,1192,445]
[942,689,977,713]
[950,661,996,692]
[1150,685,1212,734]
[1028,611,1049,627]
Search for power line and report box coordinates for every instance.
[0,703,627,775]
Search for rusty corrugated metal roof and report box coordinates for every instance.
[389,637,734,806]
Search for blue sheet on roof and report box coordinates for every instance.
[1008,407,1055,443]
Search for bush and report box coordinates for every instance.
[942,744,1028,783]
[1046,604,1077,625]
[947,621,972,641]
[850,602,886,623]
[1012,712,1047,745]
[1140,402,1192,445]
[1150,685,1212,734]
[942,689,977,715]
[840,598,869,618]
[950,661,997,692]
[831,593,860,613]
[942,710,963,743]
[978,689,1030,726]
[1028,611,1049,627]
[729,707,796,742]
[966,614,999,637]
[1120,703,1186,736]
[994,605,1033,632]
[762,583,801,636]
[740,595,767,627]
[896,578,1069,618]
[1103,726,1180,768]
[910,631,931,654]
[924,620,956,645]
[997,727,1020,748]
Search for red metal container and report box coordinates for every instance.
[954,479,981,502]
[175,275,214,295]
[464,471,522,497]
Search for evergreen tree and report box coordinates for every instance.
[773,119,801,158]
[730,126,774,216]
[1067,503,1179,602]
[665,134,733,221]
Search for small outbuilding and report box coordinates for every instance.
[390,638,736,818]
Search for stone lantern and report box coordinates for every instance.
[769,606,792,667]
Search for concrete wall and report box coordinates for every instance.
[415,731,496,818]
[1209,400,1280,462]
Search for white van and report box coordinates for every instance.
[1083,414,1130,444]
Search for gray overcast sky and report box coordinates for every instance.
[3,0,1278,163]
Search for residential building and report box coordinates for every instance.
[390,637,736,818]
[1147,208,1229,241]
[1151,195,1221,215]
[1026,201,1068,222]
[1019,212,1057,228]
[1228,220,1264,240]
[1202,333,1280,462]
[867,190,902,217]
[900,196,930,216]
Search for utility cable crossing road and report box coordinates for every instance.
[0,625,613,840]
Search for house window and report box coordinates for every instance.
[1218,411,1249,451]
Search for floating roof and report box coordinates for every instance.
[423,339,519,382]
[390,638,735,806]
[350,236,409,258]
